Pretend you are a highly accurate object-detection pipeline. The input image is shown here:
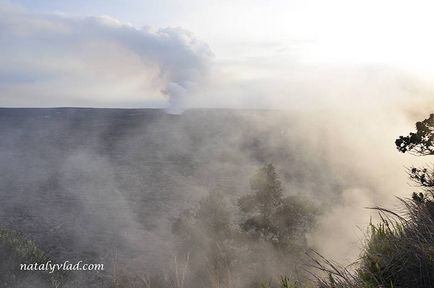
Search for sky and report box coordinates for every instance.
[2,0,434,109]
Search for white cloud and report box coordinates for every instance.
[0,1,212,108]
[2,0,434,113]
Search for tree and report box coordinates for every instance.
[394,112,434,224]
[395,113,434,155]
[355,113,434,287]
[395,113,434,197]
[315,113,434,288]
[171,191,235,288]
[172,164,316,288]
[238,164,315,249]
[239,164,282,219]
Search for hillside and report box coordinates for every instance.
[0,108,349,287]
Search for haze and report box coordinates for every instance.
[1,0,434,109]
[1,1,434,287]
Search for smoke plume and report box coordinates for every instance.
[0,1,212,111]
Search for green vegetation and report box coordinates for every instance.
[171,163,317,288]
[239,164,315,252]
[395,113,434,155]
[8,112,434,287]
[312,113,434,288]
[0,228,67,287]
[171,191,235,288]
[314,189,434,288]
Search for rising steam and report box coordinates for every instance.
[0,1,212,111]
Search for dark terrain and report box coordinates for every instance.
[0,108,344,286]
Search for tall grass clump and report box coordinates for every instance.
[312,170,434,288]
[358,193,434,287]
[314,113,434,288]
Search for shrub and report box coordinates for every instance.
[0,228,67,287]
